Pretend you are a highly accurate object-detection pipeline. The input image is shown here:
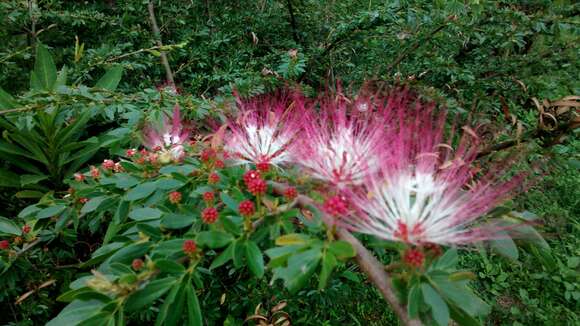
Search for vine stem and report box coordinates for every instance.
[269,182,422,326]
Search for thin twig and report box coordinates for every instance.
[269,182,422,326]
[14,239,41,259]
[147,1,175,85]
[383,17,455,76]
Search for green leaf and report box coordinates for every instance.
[128,207,163,221]
[156,178,185,190]
[46,299,106,326]
[220,192,239,212]
[318,251,337,289]
[103,242,151,268]
[245,240,265,278]
[490,236,519,260]
[103,201,129,244]
[0,168,20,187]
[124,277,176,312]
[78,311,114,326]
[18,205,40,218]
[20,174,49,186]
[431,248,458,270]
[155,259,186,274]
[55,65,68,87]
[185,281,203,326]
[81,196,108,214]
[95,66,124,91]
[429,274,490,317]
[275,233,310,246]
[161,213,193,229]
[32,43,57,91]
[210,242,234,270]
[15,190,45,199]
[272,247,322,294]
[155,282,183,326]
[37,205,66,219]
[56,287,99,303]
[407,284,422,318]
[0,216,21,235]
[124,182,157,201]
[449,303,482,326]
[233,239,246,268]
[421,283,450,326]
[328,240,356,259]
[196,231,234,249]
[0,87,17,110]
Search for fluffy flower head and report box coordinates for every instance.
[143,105,190,162]
[224,91,306,169]
[343,90,526,245]
[295,87,387,187]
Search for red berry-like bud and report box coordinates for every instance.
[214,159,225,169]
[256,161,270,172]
[114,163,124,173]
[183,239,197,254]
[403,248,425,268]
[132,258,144,270]
[203,191,215,203]
[284,187,298,201]
[323,195,348,216]
[22,225,31,234]
[247,178,267,196]
[126,149,137,157]
[147,153,158,164]
[90,166,100,178]
[200,148,216,162]
[208,172,220,184]
[74,173,85,182]
[202,207,219,224]
[102,159,115,170]
[239,200,255,217]
[168,191,182,204]
[0,240,9,250]
[243,170,261,186]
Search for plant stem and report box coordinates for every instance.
[269,181,422,326]
[147,1,175,85]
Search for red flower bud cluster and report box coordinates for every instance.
[168,191,182,204]
[403,248,424,268]
[202,207,219,224]
[239,200,255,217]
[284,187,298,201]
[323,195,348,216]
[183,240,197,254]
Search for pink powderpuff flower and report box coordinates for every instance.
[295,86,387,188]
[342,90,527,245]
[223,90,307,169]
[143,105,191,163]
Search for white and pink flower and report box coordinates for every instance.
[294,88,387,188]
[143,105,190,163]
[342,90,526,245]
[223,91,306,170]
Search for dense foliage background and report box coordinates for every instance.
[0,0,578,325]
